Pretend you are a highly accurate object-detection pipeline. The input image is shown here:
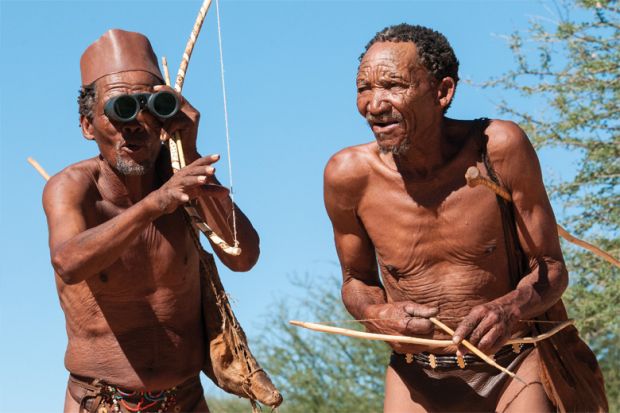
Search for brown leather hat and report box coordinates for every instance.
[80,29,164,85]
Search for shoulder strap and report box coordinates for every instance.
[477,118,528,289]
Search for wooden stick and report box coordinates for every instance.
[170,0,210,170]
[27,157,50,181]
[290,318,573,346]
[162,56,171,86]
[185,204,242,256]
[507,320,574,345]
[557,225,620,268]
[429,317,526,384]
[160,57,173,143]
[465,166,512,201]
[169,1,213,170]
[289,320,453,347]
[465,166,619,268]
[175,0,213,92]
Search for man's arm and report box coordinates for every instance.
[44,156,221,285]
[193,176,260,271]
[324,149,436,352]
[453,120,568,354]
[157,85,259,271]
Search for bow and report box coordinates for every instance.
[289,319,575,347]
[163,0,242,256]
[290,318,575,383]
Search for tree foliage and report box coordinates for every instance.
[483,0,619,408]
[208,396,250,413]
[253,275,390,413]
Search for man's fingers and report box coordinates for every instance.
[403,303,438,318]
[467,315,497,347]
[479,326,511,355]
[453,312,484,344]
[402,317,434,335]
[177,192,190,203]
[188,154,220,166]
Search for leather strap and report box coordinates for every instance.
[67,375,104,413]
[477,118,528,288]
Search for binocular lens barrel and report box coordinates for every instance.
[111,96,139,121]
[104,91,179,122]
[148,92,179,119]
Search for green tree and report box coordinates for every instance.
[483,0,619,408]
[208,396,250,413]
[254,275,390,413]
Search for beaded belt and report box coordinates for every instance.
[69,374,191,413]
[396,343,533,370]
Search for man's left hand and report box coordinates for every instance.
[452,301,520,355]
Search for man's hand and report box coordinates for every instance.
[148,154,229,215]
[154,85,201,162]
[363,301,438,354]
[452,300,520,356]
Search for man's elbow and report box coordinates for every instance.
[51,253,82,285]
[554,261,569,295]
[538,258,569,299]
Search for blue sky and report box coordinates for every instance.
[0,0,580,410]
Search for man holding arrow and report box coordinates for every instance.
[324,24,607,412]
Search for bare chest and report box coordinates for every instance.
[90,202,200,295]
[358,165,507,276]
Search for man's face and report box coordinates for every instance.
[84,71,163,175]
[356,42,439,155]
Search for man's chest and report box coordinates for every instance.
[357,169,507,272]
[90,202,200,291]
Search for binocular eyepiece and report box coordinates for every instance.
[104,91,180,122]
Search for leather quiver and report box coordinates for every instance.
[535,300,608,413]
[198,250,283,409]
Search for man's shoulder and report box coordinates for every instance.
[483,119,540,188]
[324,143,375,192]
[484,119,532,159]
[43,157,101,206]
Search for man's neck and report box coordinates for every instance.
[122,173,156,203]
[389,118,458,180]
[99,158,157,205]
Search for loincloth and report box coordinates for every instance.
[66,374,208,413]
[390,344,541,412]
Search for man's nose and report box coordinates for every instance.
[368,91,390,115]
[120,111,149,134]
[121,120,144,135]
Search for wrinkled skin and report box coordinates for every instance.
[43,70,260,395]
[324,41,567,412]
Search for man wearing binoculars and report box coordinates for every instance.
[42,29,260,412]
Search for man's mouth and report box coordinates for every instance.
[120,142,145,154]
[370,119,401,135]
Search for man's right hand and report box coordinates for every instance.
[148,154,229,215]
[363,301,438,354]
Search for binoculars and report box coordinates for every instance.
[104,91,180,122]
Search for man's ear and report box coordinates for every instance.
[437,77,456,109]
[80,115,95,140]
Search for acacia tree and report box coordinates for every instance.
[483,0,619,407]
[254,275,389,413]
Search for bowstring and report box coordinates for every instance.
[215,0,238,244]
